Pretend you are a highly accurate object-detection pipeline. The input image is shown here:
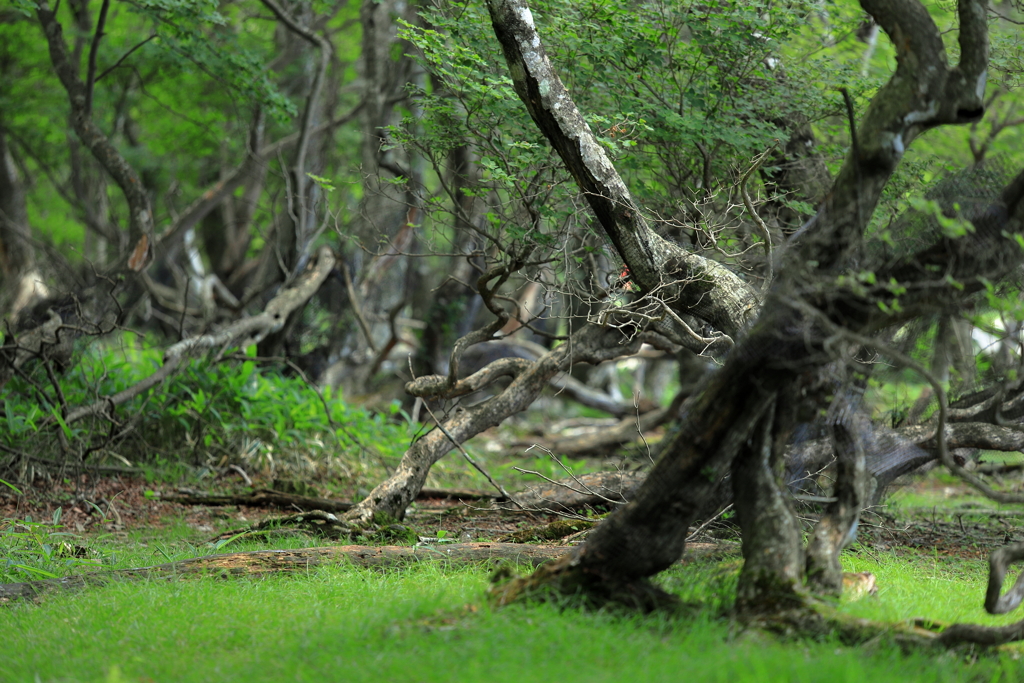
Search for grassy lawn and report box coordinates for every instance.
[2,550,1024,683]
[5,469,1024,683]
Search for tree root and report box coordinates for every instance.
[489,552,683,613]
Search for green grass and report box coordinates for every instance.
[841,548,1024,627]
[0,511,345,584]
[2,556,1023,683]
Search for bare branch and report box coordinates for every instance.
[61,248,336,425]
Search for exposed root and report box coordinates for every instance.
[489,552,682,613]
[743,602,941,651]
[938,620,1024,647]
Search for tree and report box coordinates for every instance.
[469,0,1024,643]
[323,0,1024,644]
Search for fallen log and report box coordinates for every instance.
[159,488,353,512]
[158,487,501,512]
[0,541,734,603]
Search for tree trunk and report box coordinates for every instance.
[732,390,805,613]
[484,0,994,615]
[0,125,39,319]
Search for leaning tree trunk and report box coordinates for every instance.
[343,322,671,525]
[0,125,40,320]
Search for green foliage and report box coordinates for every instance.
[392,0,872,302]
[1,335,412,477]
[128,0,296,121]
[0,508,102,582]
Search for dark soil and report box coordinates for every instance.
[0,473,571,544]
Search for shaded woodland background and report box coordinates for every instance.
[2,0,1024,513]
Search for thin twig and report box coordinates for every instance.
[84,0,111,115]
[686,504,734,543]
[634,391,654,465]
[518,445,627,507]
[95,34,157,83]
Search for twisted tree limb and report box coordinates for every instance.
[485,0,998,617]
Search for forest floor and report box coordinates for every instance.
[3,466,1022,556]
[4,467,1024,682]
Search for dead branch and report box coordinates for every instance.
[512,470,647,513]
[517,401,676,457]
[739,143,777,292]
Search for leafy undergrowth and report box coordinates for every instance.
[1,336,415,489]
[2,559,1022,683]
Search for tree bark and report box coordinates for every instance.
[0,125,39,319]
